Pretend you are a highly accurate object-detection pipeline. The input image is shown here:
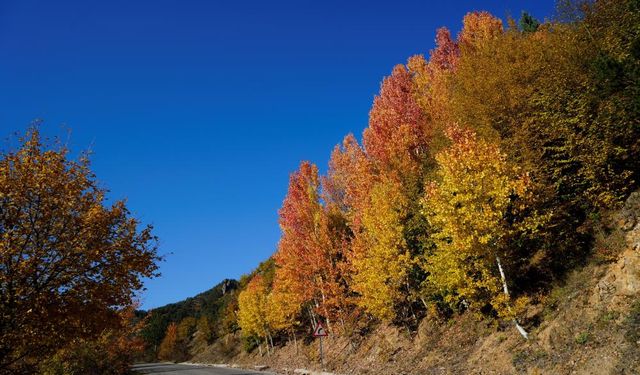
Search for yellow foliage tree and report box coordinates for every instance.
[266,274,303,334]
[177,317,197,342]
[237,276,273,350]
[351,175,412,321]
[422,125,533,337]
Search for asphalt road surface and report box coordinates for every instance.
[132,363,269,375]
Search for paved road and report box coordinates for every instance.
[132,363,269,375]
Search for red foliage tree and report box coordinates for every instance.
[363,65,428,179]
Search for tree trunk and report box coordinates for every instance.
[420,297,429,310]
[407,279,418,325]
[308,305,317,328]
[292,330,298,355]
[496,256,528,340]
[319,282,332,333]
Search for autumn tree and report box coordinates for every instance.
[422,125,538,337]
[458,11,503,52]
[237,275,272,353]
[177,317,197,343]
[266,272,303,336]
[449,2,640,280]
[274,162,323,309]
[220,294,240,336]
[408,27,459,150]
[274,161,352,332]
[363,64,428,182]
[174,317,197,360]
[196,315,214,344]
[574,0,640,205]
[0,128,160,373]
[350,175,413,321]
[158,323,178,361]
[344,62,435,323]
[40,305,148,375]
[322,63,432,323]
[324,134,373,226]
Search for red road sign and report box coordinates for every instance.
[313,322,328,337]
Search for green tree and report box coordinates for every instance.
[519,12,540,33]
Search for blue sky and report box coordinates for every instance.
[0,0,555,309]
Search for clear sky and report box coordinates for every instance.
[0,0,555,309]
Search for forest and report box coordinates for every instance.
[149,0,640,365]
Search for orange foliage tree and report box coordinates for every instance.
[458,11,504,51]
[323,62,435,322]
[158,323,179,361]
[40,304,148,375]
[408,27,460,149]
[274,161,352,332]
[0,129,160,373]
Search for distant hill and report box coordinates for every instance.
[139,279,239,350]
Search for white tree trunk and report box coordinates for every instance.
[308,305,317,328]
[496,256,528,340]
[319,283,332,333]
[293,330,298,355]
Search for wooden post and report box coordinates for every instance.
[319,335,324,370]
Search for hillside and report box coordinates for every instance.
[138,1,640,373]
[181,192,640,374]
[139,279,239,357]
